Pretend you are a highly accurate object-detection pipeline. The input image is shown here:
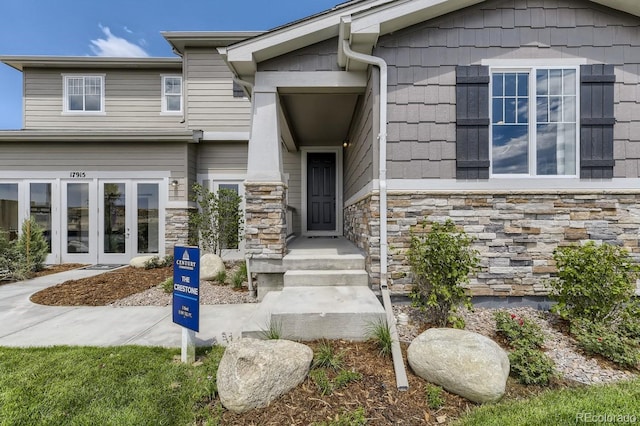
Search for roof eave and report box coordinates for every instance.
[161,31,264,55]
[0,130,202,143]
[0,56,183,71]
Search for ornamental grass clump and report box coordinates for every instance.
[407,219,480,327]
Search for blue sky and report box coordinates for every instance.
[0,0,339,129]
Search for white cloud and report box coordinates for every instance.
[90,25,149,57]
[123,26,133,34]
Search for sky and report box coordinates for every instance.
[0,0,340,129]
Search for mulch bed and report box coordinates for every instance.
[29,266,172,306]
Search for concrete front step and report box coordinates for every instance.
[282,254,365,271]
[283,269,369,287]
[242,286,385,341]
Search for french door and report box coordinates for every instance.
[61,180,161,264]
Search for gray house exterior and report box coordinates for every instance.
[2,0,640,298]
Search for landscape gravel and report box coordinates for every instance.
[393,304,637,386]
[111,281,257,307]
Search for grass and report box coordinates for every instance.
[312,340,344,371]
[453,377,640,425]
[258,317,283,340]
[366,319,393,357]
[0,345,225,426]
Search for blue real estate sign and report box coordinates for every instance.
[173,246,200,332]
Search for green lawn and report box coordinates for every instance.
[0,346,225,426]
[1,345,638,426]
[453,377,640,425]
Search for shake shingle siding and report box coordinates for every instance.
[258,38,341,72]
[377,0,640,179]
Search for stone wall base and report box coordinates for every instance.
[245,182,287,261]
[386,191,640,297]
[165,208,194,254]
[344,192,380,288]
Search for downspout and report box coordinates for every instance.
[342,39,408,392]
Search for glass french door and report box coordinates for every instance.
[61,180,161,264]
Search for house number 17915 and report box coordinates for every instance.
[69,172,86,178]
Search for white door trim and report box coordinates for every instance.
[301,146,343,237]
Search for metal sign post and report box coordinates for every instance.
[172,246,200,363]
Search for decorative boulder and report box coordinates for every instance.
[129,255,156,269]
[200,253,225,280]
[217,338,313,413]
[408,328,509,404]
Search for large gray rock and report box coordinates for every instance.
[200,253,225,280]
[217,338,313,413]
[129,255,156,269]
[408,328,509,404]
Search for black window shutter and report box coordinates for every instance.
[232,81,245,98]
[456,65,490,179]
[580,64,615,179]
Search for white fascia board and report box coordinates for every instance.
[201,131,249,141]
[255,71,367,90]
[387,178,640,193]
[351,0,484,37]
[225,0,391,68]
[590,0,640,17]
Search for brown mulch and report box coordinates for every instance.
[29,266,172,306]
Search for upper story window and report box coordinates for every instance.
[63,75,105,113]
[491,67,578,177]
[162,76,182,113]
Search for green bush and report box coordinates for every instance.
[551,241,639,322]
[494,311,545,349]
[144,255,172,270]
[508,347,556,385]
[309,369,332,396]
[312,340,344,371]
[215,270,227,285]
[231,269,244,289]
[333,369,362,389]
[570,318,640,369]
[0,232,27,281]
[407,220,480,327]
[161,277,173,294]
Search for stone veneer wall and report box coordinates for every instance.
[244,183,287,260]
[344,193,381,288]
[386,191,640,296]
[165,208,193,253]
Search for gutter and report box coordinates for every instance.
[341,37,408,392]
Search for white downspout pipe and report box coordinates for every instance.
[341,40,388,291]
[342,40,408,391]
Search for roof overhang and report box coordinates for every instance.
[224,0,640,79]
[161,31,264,55]
[0,56,182,72]
[0,130,202,143]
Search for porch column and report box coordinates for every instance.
[245,88,287,260]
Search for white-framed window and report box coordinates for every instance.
[162,75,182,113]
[63,75,105,113]
[490,66,579,177]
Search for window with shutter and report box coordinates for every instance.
[456,64,615,179]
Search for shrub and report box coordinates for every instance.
[494,311,545,349]
[231,269,244,289]
[0,232,27,281]
[258,317,282,340]
[333,369,362,389]
[425,383,445,409]
[571,318,640,369]
[16,216,48,273]
[309,369,332,396]
[366,319,393,357]
[508,346,556,385]
[551,241,639,322]
[407,220,480,327]
[162,277,173,294]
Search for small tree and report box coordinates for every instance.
[190,184,244,255]
[16,216,49,273]
[407,219,480,327]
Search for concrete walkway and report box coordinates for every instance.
[0,268,258,348]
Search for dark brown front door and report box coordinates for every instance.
[307,152,336,231]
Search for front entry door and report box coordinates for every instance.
[307,152,336,231]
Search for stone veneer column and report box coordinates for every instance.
[244,182,287,260]
[165,207,193,253]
